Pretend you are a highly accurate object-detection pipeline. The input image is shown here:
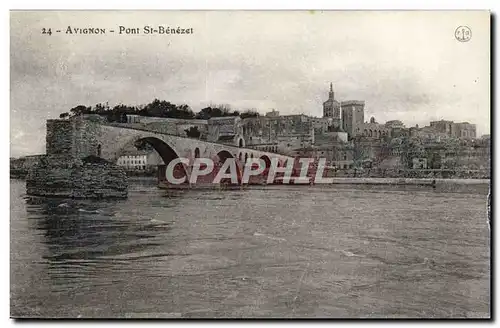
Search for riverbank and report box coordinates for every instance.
[157,177,490,191]
[327,177,490,186]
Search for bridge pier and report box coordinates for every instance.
[26,117,129,199]
[26,155,128,199]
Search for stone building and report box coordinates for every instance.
[241,114,315,154]
[315,126,348,144]
[265,109,280,117]
[453,122,477,139]
[429,120,477,139]
[430,120,455,136]
[206,116,245,147]
[116,150,149,171]
[359,118,390,139]
[413,125,450,142]
[116,150,164,172]
[341,100,365,138]
[385,120,405,129]
[299,144,355,169]
[276,128,315,154]
[323,83,341,121]
[311,117,332,134]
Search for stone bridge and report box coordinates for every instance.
[97,123,293,176]
[29,117,295,199]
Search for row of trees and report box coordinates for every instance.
[59,99,261,122]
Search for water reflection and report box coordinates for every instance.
[23,195,178,289]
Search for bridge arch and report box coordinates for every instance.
[259,154,271,169]
[216,150,233,162]
[238,137,245,148]
[131,136,189,182]
[215,150,242,184]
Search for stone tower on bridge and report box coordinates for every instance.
[26,115,127,199]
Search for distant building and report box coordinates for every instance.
[385,120,405,129]
[207,116,245,147]
[413,125,450,142]
[341,100,365,138]
[265,109,280,117]
[116,150,149,171]
[430,120,455,136]
[323,83,341,120]
[453,122,477,139]
[311,117,332,134]
[386,120,409,138]
[126,114,141,123]
[291,144,354,169]
[429,120,477,139]
[359,121,390,139]
[412,158,428,169]
[276,126,315,153]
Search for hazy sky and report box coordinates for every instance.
[10,11,490,157]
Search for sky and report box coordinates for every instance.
[10,11,490,157]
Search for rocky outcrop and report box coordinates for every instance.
[26,155,128,198]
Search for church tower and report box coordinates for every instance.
[323,83,340,120]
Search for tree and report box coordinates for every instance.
[428,151,442,169]
[400,137,425,169]
[69,105,91,116]
[352,137,372,168]
[195,104,238,119]
[138,99,195,119]
[240,109,260,119]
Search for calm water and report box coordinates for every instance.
[10,179,490,318]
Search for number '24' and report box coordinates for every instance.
[41,28,52,35]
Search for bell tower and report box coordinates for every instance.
[323,82,340,119]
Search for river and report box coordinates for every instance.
[10,178,490,318]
